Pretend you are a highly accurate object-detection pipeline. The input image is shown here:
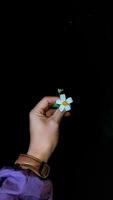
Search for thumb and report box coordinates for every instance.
[52,108,65,123]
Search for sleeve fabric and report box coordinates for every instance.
[0,167,53,200]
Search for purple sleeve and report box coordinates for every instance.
[0,167,53,200]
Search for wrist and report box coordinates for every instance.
[27,148,50,163]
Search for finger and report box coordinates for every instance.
[52,108,66,123]
[46,109,56,117]
[33,96,59,115]
[46,110,71,118]
[64,112,71,117]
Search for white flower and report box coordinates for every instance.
[56,94,73,112]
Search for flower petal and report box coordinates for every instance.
[59,105,65,112]
[66,97,73,104]
[60,94,66,102]
[65,105,71,111]
[56,99,61,105]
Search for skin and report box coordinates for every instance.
[27,96,70,162]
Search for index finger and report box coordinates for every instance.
[33,96,59,114]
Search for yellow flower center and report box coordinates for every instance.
[62,101,68,106]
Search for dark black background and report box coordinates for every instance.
[0,2,113,200]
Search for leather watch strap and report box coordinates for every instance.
[15,154,50,179]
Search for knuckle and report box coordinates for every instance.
[43,96,48,100]
[29,110,34,118]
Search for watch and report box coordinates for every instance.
[15,154,50,179]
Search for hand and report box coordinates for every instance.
[27,96,69,162]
